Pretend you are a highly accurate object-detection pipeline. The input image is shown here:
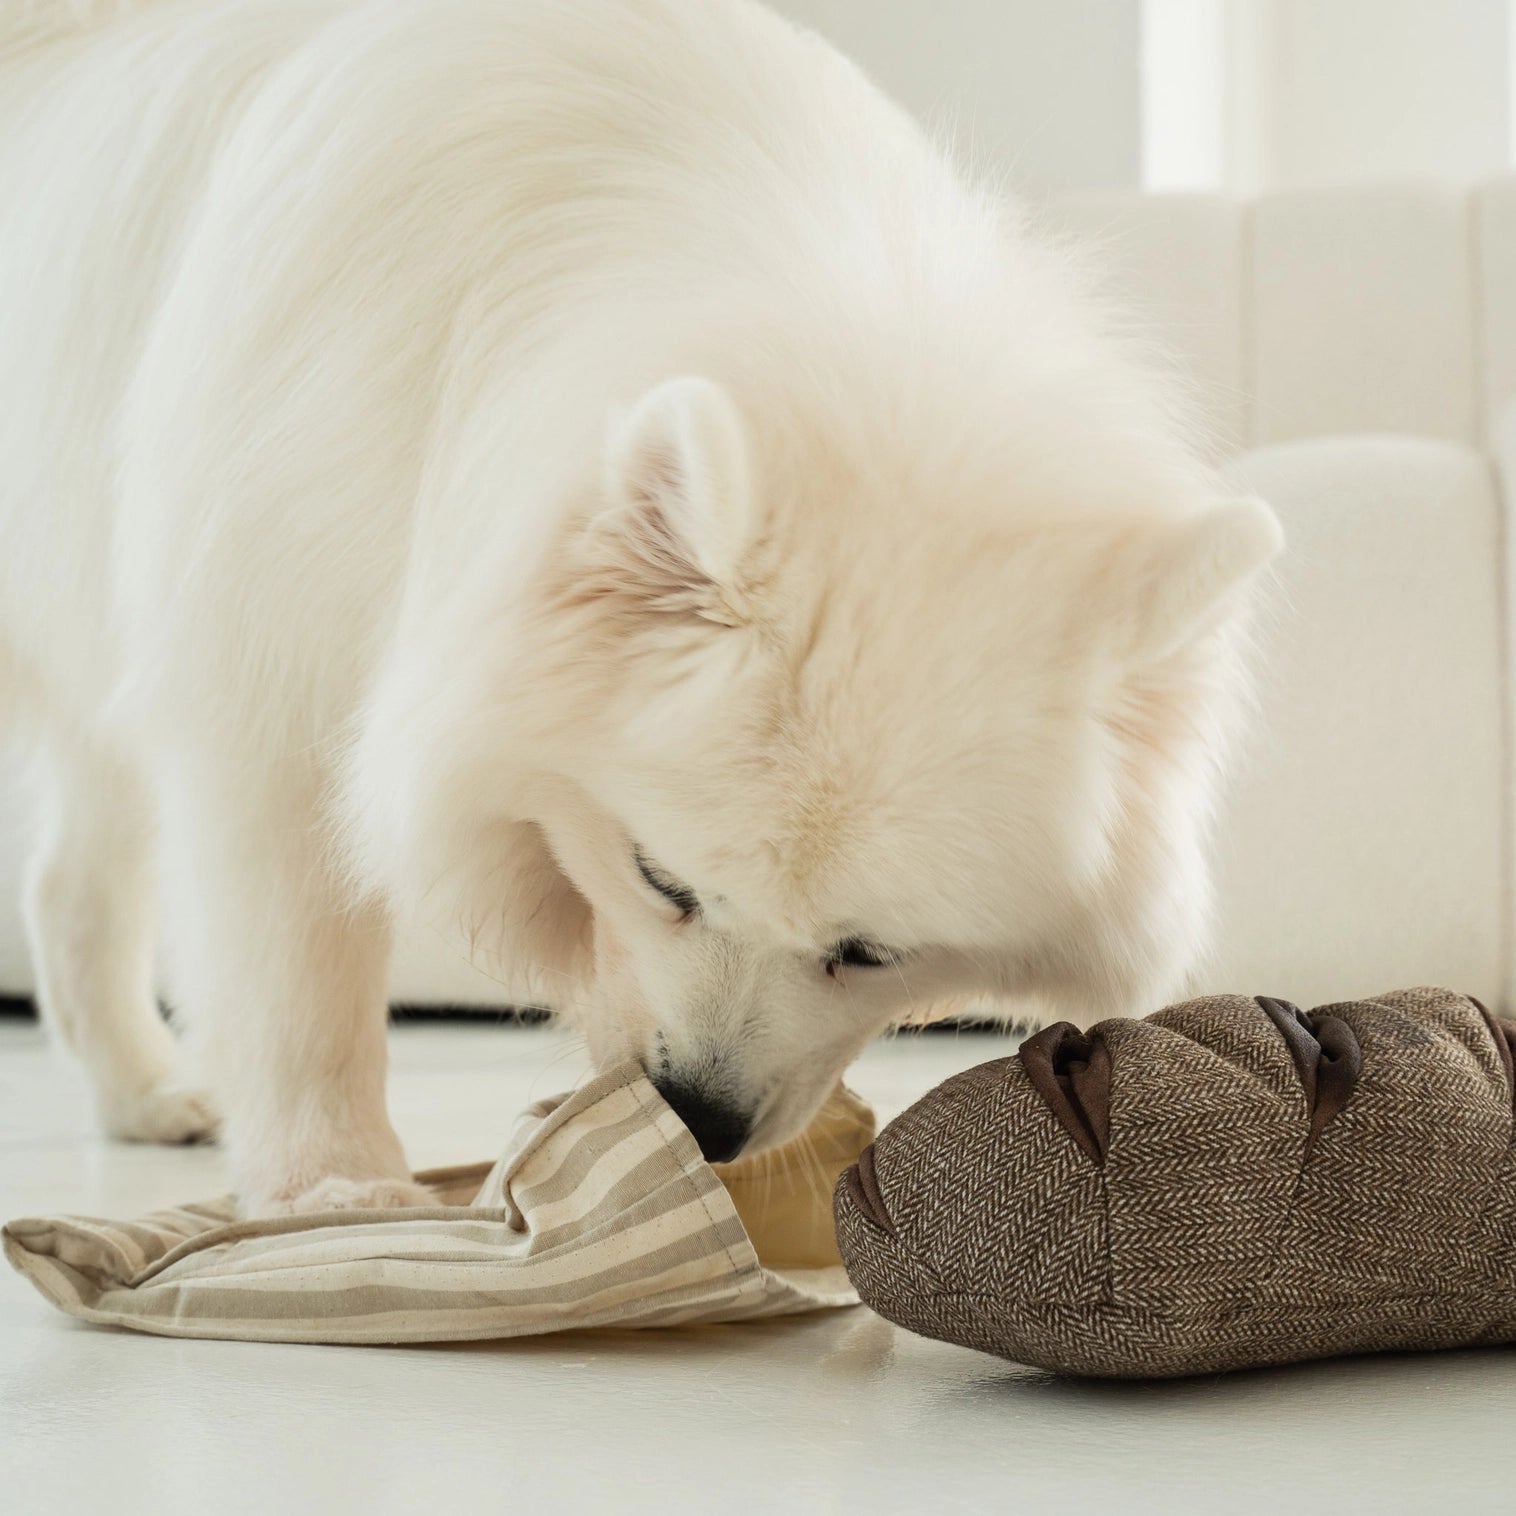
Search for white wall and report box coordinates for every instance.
[770,0,1144,193]
[1238,0,1512,192]
[776,1,1516,197]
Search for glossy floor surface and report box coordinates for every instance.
[3,1015,1513,1515]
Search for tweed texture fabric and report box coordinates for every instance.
[5,1062,871,1344]
[834,987,1516,1378]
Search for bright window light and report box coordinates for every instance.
[1140,0,1229,191]
[1509,0,1516,164]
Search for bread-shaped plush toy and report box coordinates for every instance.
[834,987,1516,1378]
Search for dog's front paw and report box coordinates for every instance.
[97,1079,221,1146]
[258,1176,437,1217]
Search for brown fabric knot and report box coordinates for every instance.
[1020,1001,1366,1168]
[1017,1024,1112,1165]
[840,1142,896,1237]
[1256,997,1363,1154]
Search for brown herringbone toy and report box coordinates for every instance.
[833,987,1516,1378]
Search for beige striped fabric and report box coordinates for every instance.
[3,1062,872,1344]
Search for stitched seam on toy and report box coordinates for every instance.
[626,1077,759,1292]
[866,1226,951,1294]
[915,1283,1515,1327]
[906,1246,951,1294]
[1250,1138,1313,1311]
[1248,998,1318,1304]
[1243,1000,1352,1309]
[1097,1155,1115,1309]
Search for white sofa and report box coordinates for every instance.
[3,177,1514,1013]
[1049,177,1516,1013]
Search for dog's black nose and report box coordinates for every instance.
[651,1076,753,1164]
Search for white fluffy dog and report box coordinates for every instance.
[0,0,1280,1215]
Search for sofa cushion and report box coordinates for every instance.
[1251,186,1477,446]
[1215,435,1505,1008]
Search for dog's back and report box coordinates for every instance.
[0,0,346,720]
[0,0,954,718]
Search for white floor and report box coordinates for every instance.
[2,1017,1513,1516]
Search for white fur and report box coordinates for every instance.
[0,0,1279,1214]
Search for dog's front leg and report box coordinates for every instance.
[156,749,429,1219]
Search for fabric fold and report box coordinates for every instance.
[4,1061,872,1345]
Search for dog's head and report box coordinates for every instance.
[503,370,1281,1160]
[348,350,1280,1163]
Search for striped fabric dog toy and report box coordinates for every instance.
[5,1062,872,1343]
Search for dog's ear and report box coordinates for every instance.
[1102,497,1283,663]
[594,376,754,619]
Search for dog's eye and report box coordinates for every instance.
[825,937,899,976]
[633,848,700,919]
